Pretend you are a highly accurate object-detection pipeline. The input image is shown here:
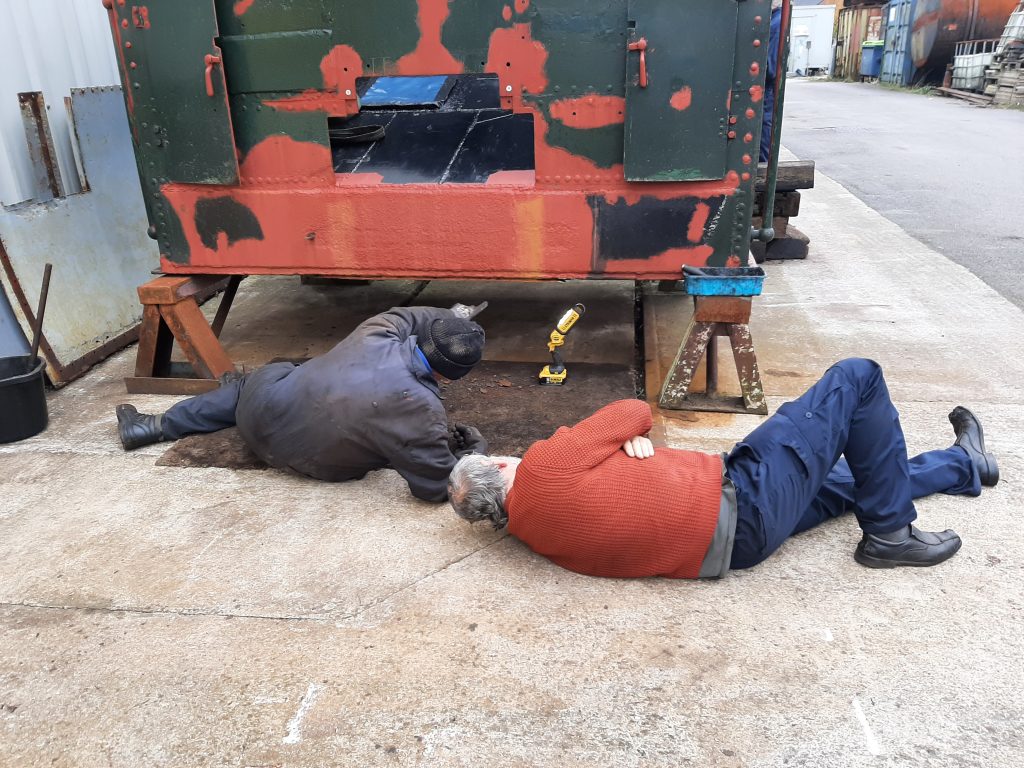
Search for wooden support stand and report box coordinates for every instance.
[658,296,767,415]
[751,159,815,262]
[125,275,242,395]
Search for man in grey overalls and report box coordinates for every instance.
[115,305,487,501]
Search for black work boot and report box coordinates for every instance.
[949,406,999,487]
[854,525,962,569]
[115,404,163,451]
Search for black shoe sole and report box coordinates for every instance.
[949,406,999,488]
[854,537,962,569]
[978,452,999,487]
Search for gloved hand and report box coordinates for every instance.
[449,301,489,320]
[451,423,488,456]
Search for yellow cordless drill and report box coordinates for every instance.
[538,303,586,385]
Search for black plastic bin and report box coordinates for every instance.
[0,355,48,443]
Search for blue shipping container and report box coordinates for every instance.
[881,0,917,86]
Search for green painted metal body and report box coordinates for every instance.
[105,0,775,280]
[624,0,738,182]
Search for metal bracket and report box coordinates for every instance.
[659,296,767,414]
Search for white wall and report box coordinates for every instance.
[0,0,119,206]
[789,5,837,75]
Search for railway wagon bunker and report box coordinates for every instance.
[104,0,783,408]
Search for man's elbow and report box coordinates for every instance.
[409,482,449,503]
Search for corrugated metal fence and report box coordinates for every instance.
[0,0,118,206]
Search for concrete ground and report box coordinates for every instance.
[2,160,1023,767]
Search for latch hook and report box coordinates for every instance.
[627,38,648,88]
[204,54,222,97]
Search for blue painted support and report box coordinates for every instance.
[661,267,768,413]
[683,267,766,297]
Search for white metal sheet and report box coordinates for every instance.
[0,0,118,206]
[0,87,159,383]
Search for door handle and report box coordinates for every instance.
[204,54,222,97]
[628,38,648,88]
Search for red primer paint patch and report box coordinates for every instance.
[320,45,363,91]
[335,173,384,186]
[486,23,548,93]
[164,184,598,278]
[239,135,333,185]
[397,0,465,75]
[515,0,530,12]
[265,46,364,115]
[531,112,619,180]
[234,0,255,15]
[549,95,625,128]
[485,170,536,185]
[687,202,711,243]
[502,5,512,21]
[106,9,136,126]
[608,246,715,278]
[264,92,355,114]
[599,173,739,206]
[749,85,763,103]
[669,86,692,111]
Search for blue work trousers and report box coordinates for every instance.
[727,358,980,569]
[161,376,247,440]
[160,364,296,442]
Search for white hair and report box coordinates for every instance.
[448,454,509,529]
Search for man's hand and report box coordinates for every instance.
[451,423,488,456]
[622,435,654,459]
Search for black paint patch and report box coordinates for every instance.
[194,196,264,251]
[590,195,725,261]
[445,112,534,183]
[331,108,534,183]
[439,74,501,111]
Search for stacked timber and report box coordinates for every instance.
[988,42,1024,105]
[984,3,1024,105]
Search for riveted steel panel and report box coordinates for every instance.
[219,29,333,94]
[624,0,738,181]
[106,0,238,185]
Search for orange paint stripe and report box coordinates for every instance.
[548,95,625,128]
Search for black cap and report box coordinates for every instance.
[420,318,485,380]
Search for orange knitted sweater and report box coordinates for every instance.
[506,399,723,579]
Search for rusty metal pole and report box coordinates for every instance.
[28,263,52,366]
[753,0,793,244]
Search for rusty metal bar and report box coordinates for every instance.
[17,92,64,201]
[211,275,243,338]
[28,263,52,365]
[752,0,792,243]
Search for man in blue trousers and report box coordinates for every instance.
[726,358,997,570]
[449,358,998,573]
[760,0,783,163]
